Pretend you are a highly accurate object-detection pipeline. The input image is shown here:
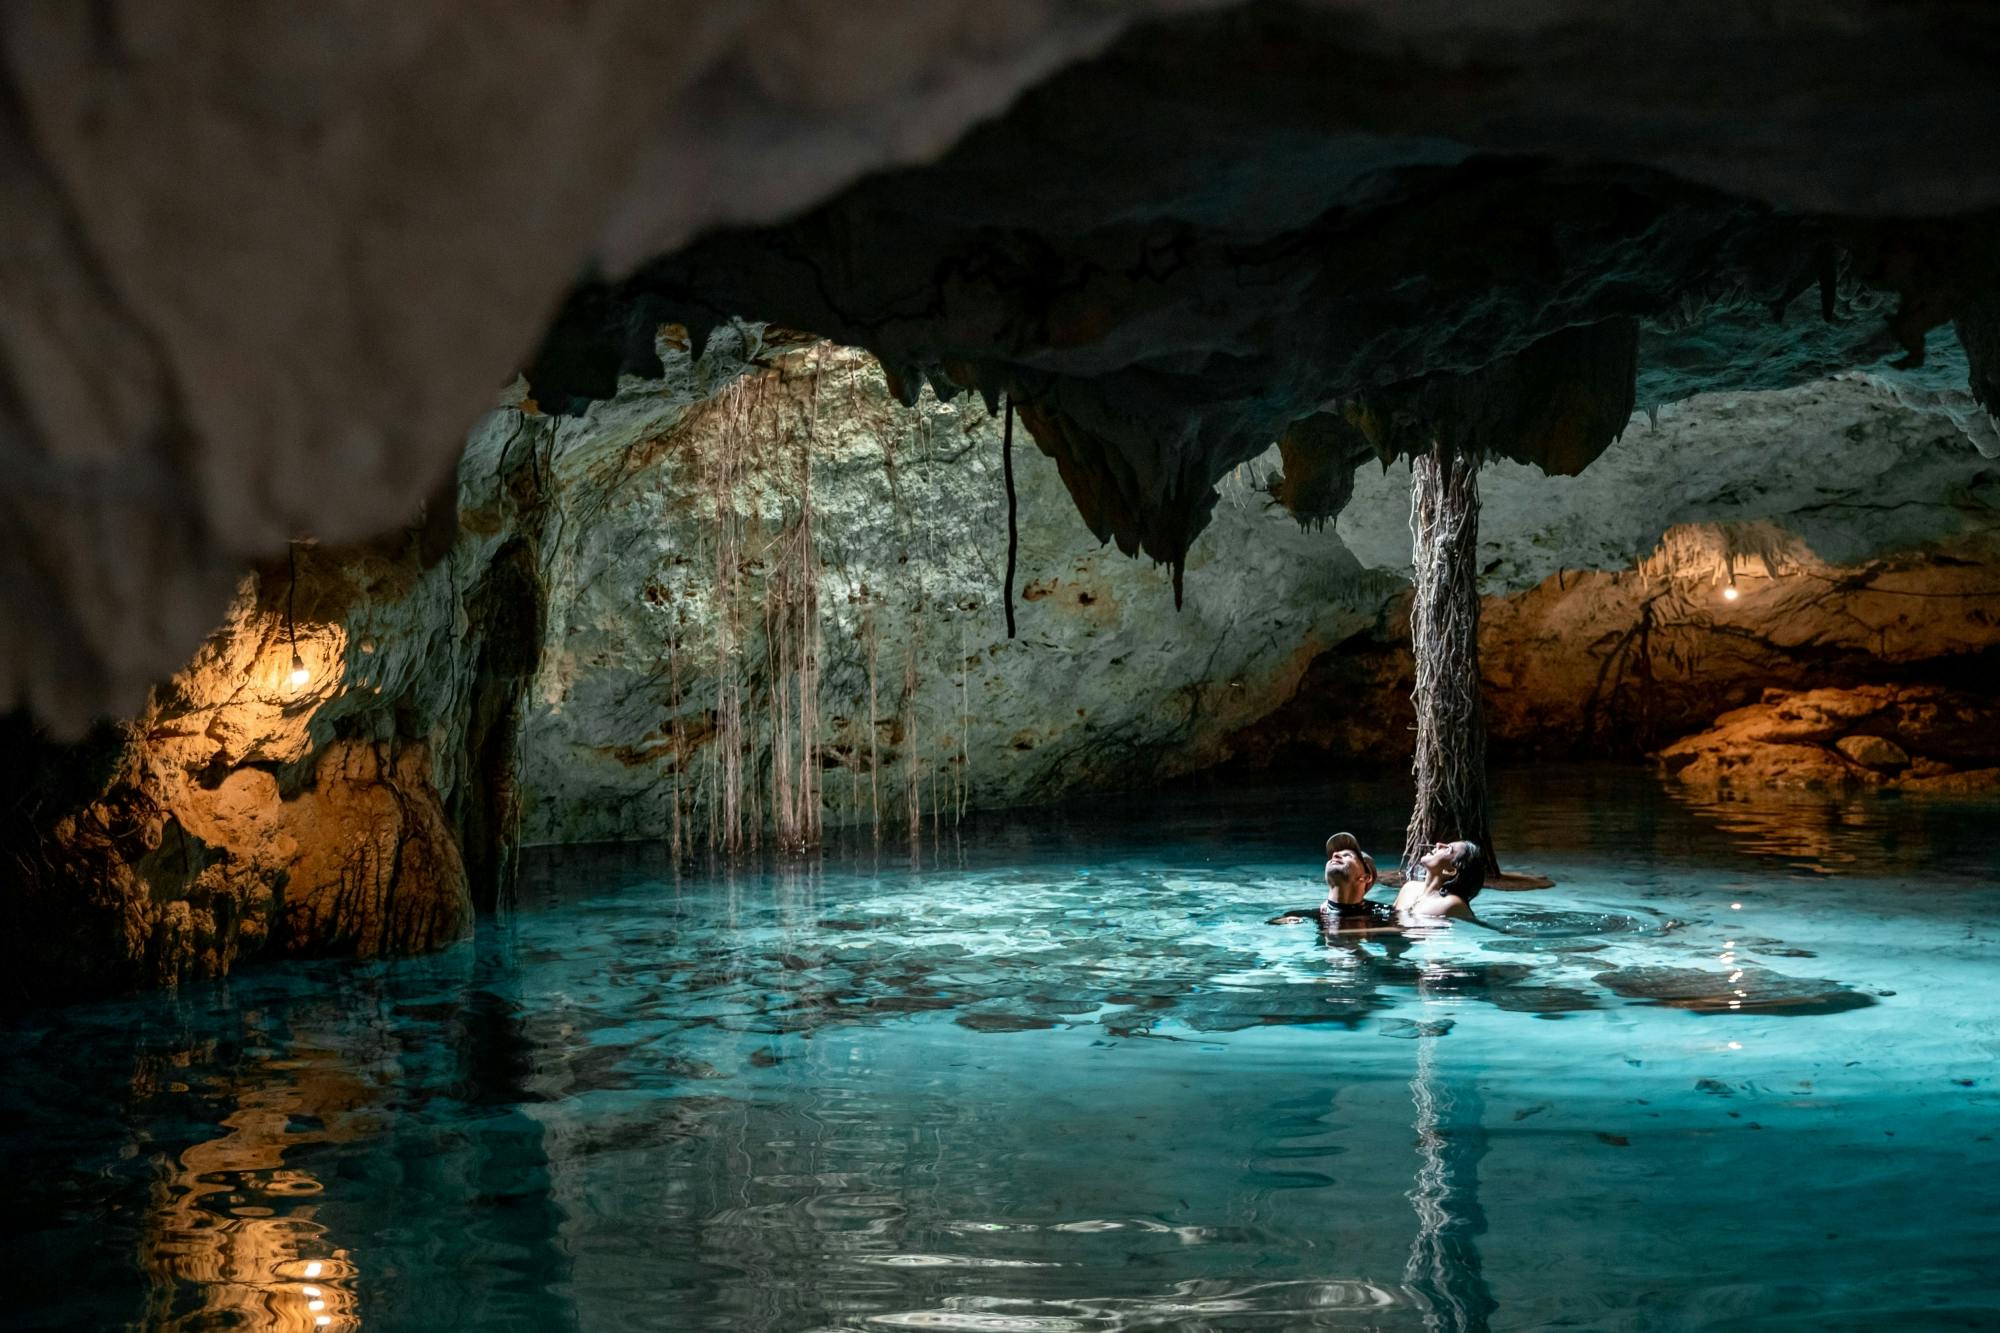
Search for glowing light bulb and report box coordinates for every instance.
[1722,583,1740,601]
[287,651,310,689]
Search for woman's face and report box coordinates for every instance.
[1418,841,1467,878]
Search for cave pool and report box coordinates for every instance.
[5,767,1997,1332]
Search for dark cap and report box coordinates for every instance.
[1325,831,1362,856]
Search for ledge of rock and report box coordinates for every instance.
[1656,684,2000,794]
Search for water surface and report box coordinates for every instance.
[5,767,1998,1331]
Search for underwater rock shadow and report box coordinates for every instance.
[1591,964,1876,1015]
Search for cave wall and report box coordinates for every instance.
[1235,376,2000,767]
[510,328,1393,846]
[0,415,561,1003]
[10,328,1999,1002]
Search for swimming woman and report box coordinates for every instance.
[1395,840,1487,921]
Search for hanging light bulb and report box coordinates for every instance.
[288,650,310,689]
[1721,579,1739,602]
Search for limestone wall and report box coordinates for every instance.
[9,332,1998,1001]
[1237,376,2000,765]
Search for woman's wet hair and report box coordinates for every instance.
[1442,841,1486,899]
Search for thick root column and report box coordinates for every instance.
[1404,441,1498,876]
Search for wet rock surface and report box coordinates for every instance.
[1657,684,2000,795]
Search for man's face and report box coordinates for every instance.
[1324,848,1366,902]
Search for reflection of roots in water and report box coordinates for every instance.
[864,1275,1407,1330]
[141,1049,369,1332]
[1403,1032,1498,1333]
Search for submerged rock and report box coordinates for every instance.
[1592,964,1876,1015]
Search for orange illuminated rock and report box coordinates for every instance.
[1658,685,2000,793]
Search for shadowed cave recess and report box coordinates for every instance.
[4,0,2000,999]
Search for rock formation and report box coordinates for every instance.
[7,326,1999,1001]
[1239,376,2000,765]
[0,0,1193,729]
[508,329,1387,846]
[6,3,2000,728]
[1656,685,2000,794]
[0,406,567,1002]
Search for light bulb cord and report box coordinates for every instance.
[287,541,299,653]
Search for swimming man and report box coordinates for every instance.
[1270,831,1396,932]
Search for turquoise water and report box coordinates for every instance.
[5,767,1998,1332]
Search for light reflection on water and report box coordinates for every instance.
[2,766,1997,1332]
[139,1047,363,1332]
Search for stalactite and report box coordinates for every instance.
[1403,440,1498,877]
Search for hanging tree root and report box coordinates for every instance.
[1404,440,1500,879]
[1402,442,1554,889]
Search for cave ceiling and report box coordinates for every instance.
[5,0,2000,726]
[527,2,2000,588]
